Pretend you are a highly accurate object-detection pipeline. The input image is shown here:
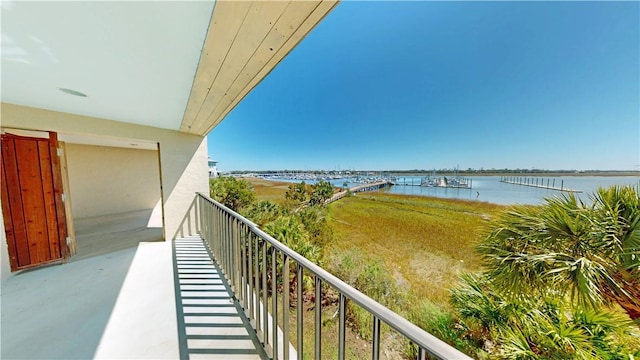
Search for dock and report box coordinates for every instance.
[325,180,393,205]
[500,176,582,193]
[394,177,422,186]
[394,176,473,189]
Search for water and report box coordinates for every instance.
[383,176,640,205]
[267,175,640,205]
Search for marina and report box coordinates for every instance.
[384,175,638,205]
[250,173,639,206]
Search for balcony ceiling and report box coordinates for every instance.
[1,1,214,131]
[1,1,338,136]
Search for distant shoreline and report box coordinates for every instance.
[236,171,639,178]
[401,171,640,177]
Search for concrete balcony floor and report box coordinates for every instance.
[1,236,266,359]
[73,209,164,261]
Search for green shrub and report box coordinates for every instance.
[264,216,321,291]
[330,251,406,339]
[209,176,255,211]
[243,200,287,227]
[297,206,333,246]
[310,181,334,206]
[284,181,310,203]
[450,272,640,359]
[405,299,478,358]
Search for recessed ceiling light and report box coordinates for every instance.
[58,87,87,97]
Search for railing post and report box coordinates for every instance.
[418,347,426,360]
[247,230,253,324]
[338,294,346,360]
[271,247,278,360]
[255,235,262,339]
[297,264,304,360]
[234,218,241,295]
[227,214,232,280]
[218,210,222,262]
[225,213,230,276]
[222,213,227,274]
[227,215,233,283]
[207,201,212,250]
[372,316,381,360]
[216,208,221,262]
[212,201,218,255]
[195,195,200,234]
[262,239,269,351]
[240,223,247,307]
[230,217,235,292]
[196,196,201,235]
[314,276,322,360]
[207,202,212,251]
[214,204,220,257]
[230,217,236,292]
[217,209,222,263]
[199,196,204,239]
[283,254,290,360]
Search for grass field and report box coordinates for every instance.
[246,177,505,307]
[326,192,505,306]
[242,177,291,204]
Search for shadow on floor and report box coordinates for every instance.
[73,209,163,261]
[173,236,268,360]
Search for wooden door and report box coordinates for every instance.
[1,132,69,271]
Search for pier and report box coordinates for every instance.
[325,180,393,205]
[500,176,582,193]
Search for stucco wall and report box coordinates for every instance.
[0,103,209,280]
[65,144,161,219]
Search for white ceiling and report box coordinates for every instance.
[2,127,158,150]
[1,1,214,131]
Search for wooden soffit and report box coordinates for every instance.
[180,0,339,136]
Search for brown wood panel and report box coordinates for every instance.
[1,145,20,270]
[1,137,31,267]
[48,132,68,260]
[38,140,61,260]
[14,138,51,264]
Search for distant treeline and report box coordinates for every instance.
[227,169,639,176]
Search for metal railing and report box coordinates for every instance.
[196,193,471,360]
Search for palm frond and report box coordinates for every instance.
[450,273,514,331]
[498,329,537,360]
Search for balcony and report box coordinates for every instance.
[1,193,469,360]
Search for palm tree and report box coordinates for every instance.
[477,185,640,320]
[242,200,285,227]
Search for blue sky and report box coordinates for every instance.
[207,1,639,172]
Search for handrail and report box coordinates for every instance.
[196,192,471,360]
